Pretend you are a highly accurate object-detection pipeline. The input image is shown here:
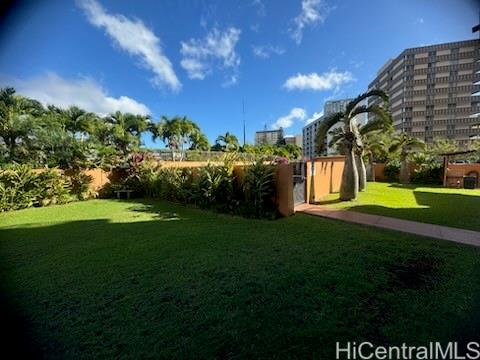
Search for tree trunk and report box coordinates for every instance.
[340,144,358,201]
[399,156,410,184]
[356,151,367,192]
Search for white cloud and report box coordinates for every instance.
[180,27,241,82]
[2,72,150,115]
[272,107,306,129]
[252,45,285,59]
[290,0,331,44]
[305,111,323,125]
[283,70,354,91]
[77,0,180,91]
[251,0,266,16]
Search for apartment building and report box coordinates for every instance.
[302,98,369,159]
[283,134,303,147]
[254,128,284,145]
[368,39,480,146]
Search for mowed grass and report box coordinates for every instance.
[1,200,480,359]
[319,182,480,231]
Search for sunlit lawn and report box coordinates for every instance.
[319,182,480,231]
[1,200,479,358]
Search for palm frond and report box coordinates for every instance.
[315,112,343,154]
[345,89,389,118]
[358,107,393,135]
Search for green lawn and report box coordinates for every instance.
[319,182,480,231]
[1,200,479,358]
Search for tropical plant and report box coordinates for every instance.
[328,115,393,188]
[36,169,71,206]
[315,90,390,200]
[383,160,400,182]
[243,160,276,218]
[215,132,239,152]
[152,116,207,160]
[105,111,151,155]
[70,171,96,200]
[389,133,425,184]
[0,164,73,211]
[0,87,44,160]
[0,164,41,211]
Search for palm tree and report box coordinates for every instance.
[315,90,390,200]
[152,116,205,160]
[355,114,392,190]
[328,116,392,190]
[389,133,425,184]
[105,111,151,155]
[0,87,43,160]
[215,132,239,152]
[189,131,210,150]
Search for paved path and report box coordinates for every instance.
[295,203,480,247]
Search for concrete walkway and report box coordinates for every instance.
[295,203,480,247]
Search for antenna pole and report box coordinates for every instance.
[242,99,246,146]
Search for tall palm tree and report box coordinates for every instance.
[215,132,239,152]
[105,111,151,155]
[354,114,392,190]
[152,116,205,160]
[189,131,210,150]
[315,90,389,200]
[389,133,425,184]
[0,87,43,160]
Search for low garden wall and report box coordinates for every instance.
[306,156,345,203]
[373,162,417,182]
[1,161,294,217]
[444,163,480,188]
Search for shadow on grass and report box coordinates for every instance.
[346,190,480,231]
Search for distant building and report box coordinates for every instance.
[255,128,284,145]
[302,98,369,159]
[283,134,303,147]
[368,38,480,146]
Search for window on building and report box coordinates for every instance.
[428,51,436,57]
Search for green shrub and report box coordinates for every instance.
[411,163,443,185]
[127,160,278,219]
[70,172,96,200]
[243,161,277,218]
[37,169,72,206]
[0,164,74,211]
[0,164,41,211]
[384,160,400,182]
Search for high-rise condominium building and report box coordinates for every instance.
[254,128,284,145]
[302,98,369,159]
[368,39,480,146]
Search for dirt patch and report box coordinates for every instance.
[388,253,443,290]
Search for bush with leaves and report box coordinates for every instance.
[0,164,74,211]
[70,171,96,200]
[125,157,278,218]
[36,169,72,206]
[0,164,41,211]
[243,161,277,218]
[383,160,400,182]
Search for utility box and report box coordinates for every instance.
[463,176,477,189]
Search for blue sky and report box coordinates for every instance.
[0,0,478,147]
